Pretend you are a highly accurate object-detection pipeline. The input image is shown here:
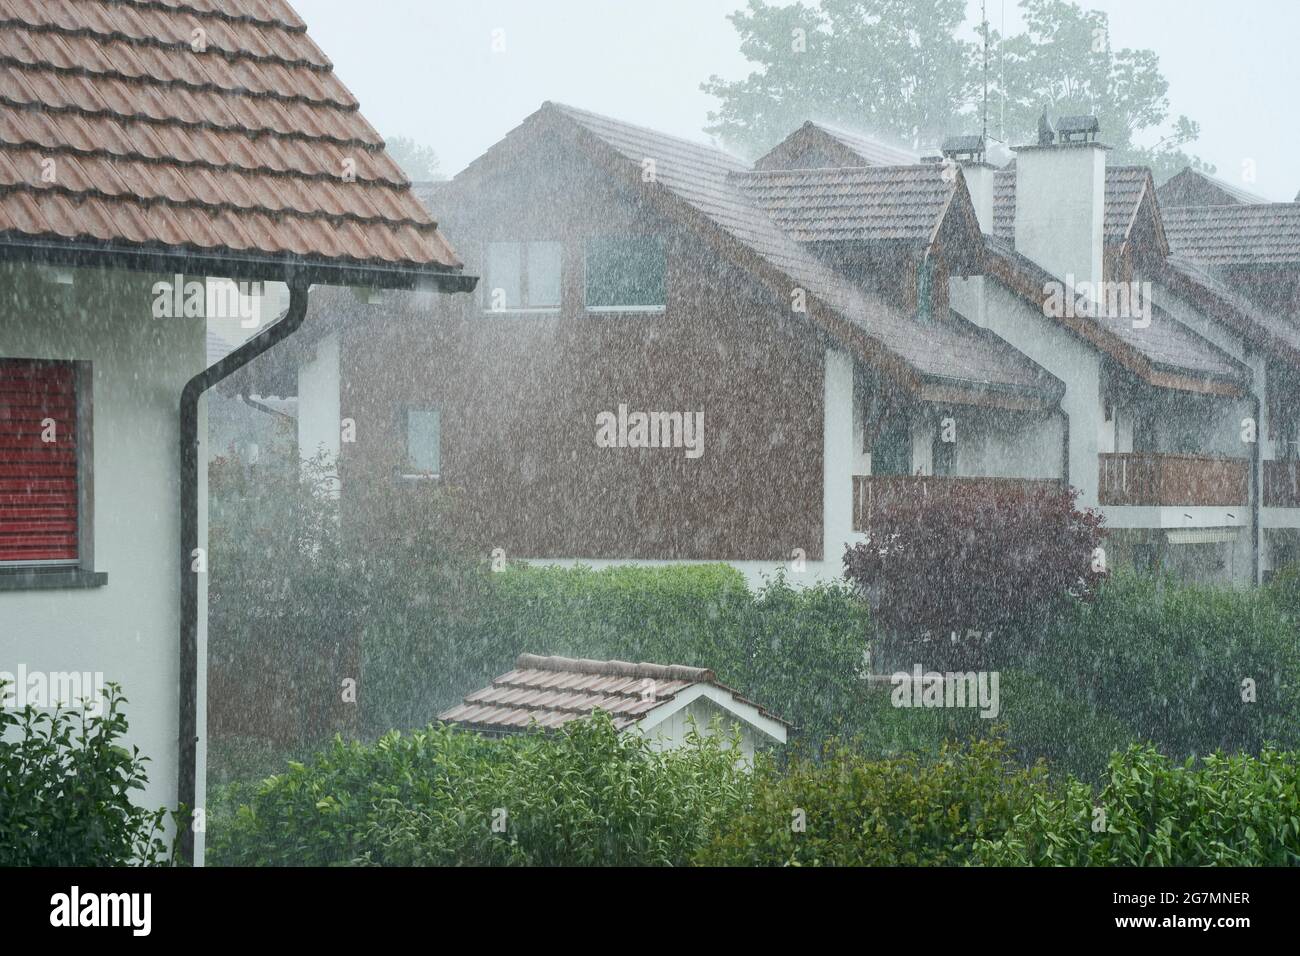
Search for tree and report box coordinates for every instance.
[384,135,442,181]
[702,0,976,158]
[842,481,1106,669]
[703,0,1209,180]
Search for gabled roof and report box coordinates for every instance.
[730,165,963,244]
[0,0,466,288]
[517,103,1059,409]
[993,164,1165,251]
[754,120,920,171]
[438,654,790,742]
[1162,203,1300,266]
[1159,255,1300,366]
[983,236,1248,396]
[1157,168,1270,208]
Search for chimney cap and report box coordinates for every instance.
[1057,114,1101,143]
[940,133,986,162]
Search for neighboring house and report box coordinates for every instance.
[439,654,790,759]
[0,0,473,864]
[1157,168,1270,208]
[271,101,1299,587]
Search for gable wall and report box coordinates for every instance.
[340,144,829,562]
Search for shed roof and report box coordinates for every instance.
[0,0,466,287]
[438,654,790,741]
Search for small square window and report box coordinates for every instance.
[484,241,562,312]
[404,408,440,476]
[585,236,666,311]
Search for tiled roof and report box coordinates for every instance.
[1161,203,1300,265]
[0,0,463,279]
[1157,168,1269,208]
[547,103,1060,404]
[730,165,956,244]
[438,654,789,734]
[985,236,1247,387]
[1162,255,1300,362]
[992,165,1154,245]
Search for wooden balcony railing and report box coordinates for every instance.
[1097,453,1247,507]
[1264,460,1300,508]
[852,475,1063,532]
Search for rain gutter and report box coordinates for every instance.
[177,277,311,865]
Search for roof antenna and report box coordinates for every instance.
[981,0,989,145]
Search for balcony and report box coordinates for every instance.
[1264,460,1300,507]
[1097,453,1248,507]
[852,475,1063,532]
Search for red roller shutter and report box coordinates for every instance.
[0,359,78,564]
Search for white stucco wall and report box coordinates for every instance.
[952,276,1104,504]
[0,263,208,850]
[1014,144,1107,295]
[296,330,341,485]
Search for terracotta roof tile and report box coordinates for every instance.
[0,0,462,277]
[438,653,790,736]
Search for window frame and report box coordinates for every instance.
[481,240,564,315]
[0,358,102,588]
[582,235,667,314]
[396,404,442,482]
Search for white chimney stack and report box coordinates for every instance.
[1012,118,1107,299]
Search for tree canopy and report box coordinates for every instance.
[702,0,1209,180]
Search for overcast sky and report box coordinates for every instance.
[294,0,1299,201]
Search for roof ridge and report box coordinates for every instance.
[106,0,307,31]
[514,653,714,684]
[544,100,747,167]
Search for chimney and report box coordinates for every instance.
[1011,112,1107,297]
[941,134,995,234]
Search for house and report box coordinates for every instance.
[253,101,1300,587]
[439,654,789,759]
[0,0,473,863]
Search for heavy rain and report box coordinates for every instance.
[1,0,1297,931]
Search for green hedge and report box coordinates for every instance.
[698,736,1046,866]
[207,713,749,866]
[361,563,873,750]
[211,723,1300,866]
[1029,572,1300,762]
[977,744,1300,866]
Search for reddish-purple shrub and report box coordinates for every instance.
[842,478,1106,667]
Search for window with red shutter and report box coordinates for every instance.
[0,359,80,565]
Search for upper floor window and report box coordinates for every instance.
[403,407,441,478]
[0,359,83,566]
[484,241,562,312]
[584,236,666,312]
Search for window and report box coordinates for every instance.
[483,241,562,312]
[403,407,440,476]
[584,236,666,311]
[871,413,911,476]
[0,359,82,566]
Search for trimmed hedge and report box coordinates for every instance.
[977,744,1300,866]
[207,713,749,867]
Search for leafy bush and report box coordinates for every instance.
[1029,572,1300,760]
[207,713,749,866]
[0,682,179,866]
[978,744,1300,866]
[697,736,1048,866]
[843,481,1105,668]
